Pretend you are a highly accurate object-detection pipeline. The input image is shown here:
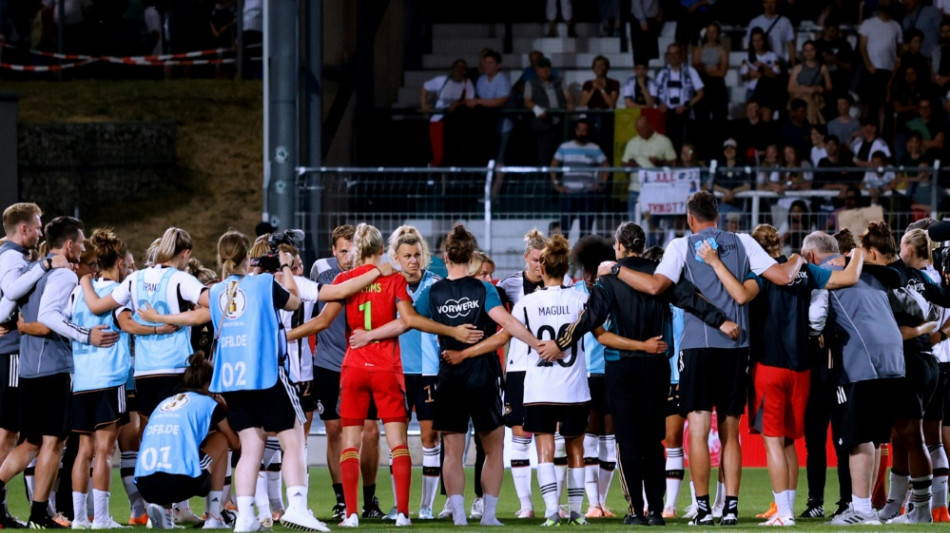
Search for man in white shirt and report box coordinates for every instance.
[746,0,797,65]
[654,43,705,154]
[420,59,476,167]
[858,0,903,113]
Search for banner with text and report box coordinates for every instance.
[639,168,702,215]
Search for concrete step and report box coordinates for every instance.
[430,38,504,56]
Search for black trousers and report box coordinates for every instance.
[803,342,852,505]
[606,357,670,516]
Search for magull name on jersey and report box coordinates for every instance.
[538,305,571,316]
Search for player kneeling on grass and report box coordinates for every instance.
[134,353,239,529]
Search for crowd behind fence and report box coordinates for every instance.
[295,163,945,275]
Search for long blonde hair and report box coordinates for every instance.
[154,227,193,264]
[351,223,384,265]
[217,230,250,278]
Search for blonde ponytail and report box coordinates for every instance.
[351,223,384,265]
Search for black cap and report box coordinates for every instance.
[255,221,277,237]
[536,57,552,68]
[929,221,950,242]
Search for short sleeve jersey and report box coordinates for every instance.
[334,265,410,372]
[415,276,502,388]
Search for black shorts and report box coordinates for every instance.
[666,382,682,418]
[503,371,526,428]
[72,386,127,433]
[295,379,318,414]
[836,378,900,450]
[135,375,182,418]
[588,375,608,416]
[126,387,140,414]
[940,363,950,421]
[433,378,503,434]
[135,471,211,506]
[0,353,19,432]
[679,348,748,417]
[312,367,378,422]
[20,373,71,442]
[895,352,939,421]
[405,374,437,422]
[222,370,303,433]
[523,403,591,437]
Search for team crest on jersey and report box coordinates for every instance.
[218,284,247,319]
[160,393,189,412]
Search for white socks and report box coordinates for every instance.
[538,462,559,519]
[72,492,87,521]
[421,445,441,511]
[583,434,600,508]
[207,490,223,519]
[554,433,567,503]
[665,447,684,510]
[481,494,502,526]
[598,435,616,505]
[448,494,467,526]
[853,494,872,515]
[286,485,307,513]
[93,489,110,524]
[568,467,585,516]
[883,470,910,517]
[511,435,533,511]
[910,475,933,520]
[930,444,949,510]
[254,472,272,518]
[236,495,255,525]
[774,490,792,517]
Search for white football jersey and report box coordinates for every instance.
[514,285,590,405]
[499,271,573,373]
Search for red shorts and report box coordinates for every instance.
[339,368,407,426]
[751,363,809,439]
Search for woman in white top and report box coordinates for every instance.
[420,59,476,167]
[741,27,782,105]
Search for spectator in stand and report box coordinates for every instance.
[815,17,856,100]
[933,20,950,91]
[810,125,828,167]
[512,51,559,107]
[828,94,861,147]
[598,0,621,36]
[825,186,861,232]
[741,28,783,111]
[714,138,753,215]
[580,55,620,159]
[778,200,816,255]
[851,118,892,167]
[905,97,947,160]
[900,0,940,59]
[470,50,513,166]
[757,143,783,186]
[896,29,933,83]
[545,0,576,37]
[143,1,162,56]
[524,56,575,167]
[732,100,781,162]
[630,0,661,67]
[622,63,657,109]
[788,41,833,125]
[210,0,236,79]
[780,145,814,190]
[655,43,705,153]
[779,98,814,157]
[677,143,704,168]
[858,0,902,122]
[40,0,88,54]
[421,59,476,167]
[746,0,797,66]
[889,64,937,138]
[692,22,729,127]
[676,0,712,49]
[860,150,895,205]
[896,131,933,208]
[550,120,609,235]
[621,116,677,220]
[817,135,860,189]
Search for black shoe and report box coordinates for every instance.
[25,515,64,530]
[622,514,649,525]
[799,498,824,519]
[331,503,346,521]
[362,497,384,519]
[220,509,235,528]
[831,501,850,518]
[0,513,26,529]
[647,513,666,526]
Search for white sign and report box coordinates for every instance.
[639,168,703,215]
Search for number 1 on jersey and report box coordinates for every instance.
[358,301,372,331]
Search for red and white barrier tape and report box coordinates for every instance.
[0,59,97,71]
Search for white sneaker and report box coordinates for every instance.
[92,517,128,529]
[256,516,273,531]
[470,497,484,519]
[147,505,175,530]
[279,508,330,532]
[684,504,698,520]
[233,516,262,533]
[829,505,881,526]
[437,501,452,519]
[201,515,227,529]
[514,508,535,519]
[172,507,202,525]
[338,513,359,528]
[759,514,795,527]
[417,507,434,520]
[382,507,398,521]
[712,501,724,519]
[71,516,92,530]
[877,500,902,522]
[395,513,411,527]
